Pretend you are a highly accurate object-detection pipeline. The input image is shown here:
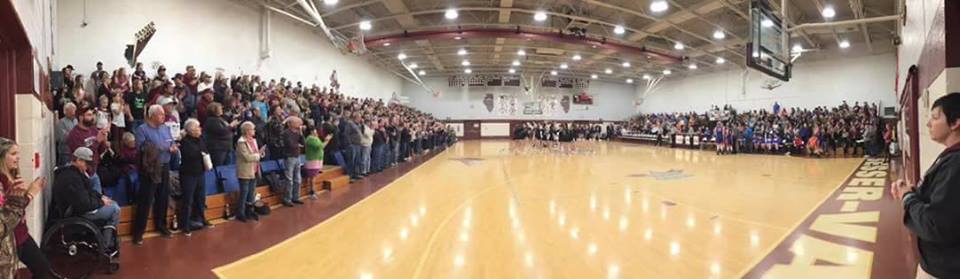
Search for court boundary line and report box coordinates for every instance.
[734,157,866,278]
[212,145,456,277]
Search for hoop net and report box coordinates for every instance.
[520,72,544,96]
[345,32,368,55]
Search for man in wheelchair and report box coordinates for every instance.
[50,147,121,257]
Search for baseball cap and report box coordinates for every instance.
[159,96,178,106]
[73,147,94,162]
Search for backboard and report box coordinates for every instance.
[746,0,792,81]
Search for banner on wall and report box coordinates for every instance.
[449,75,588,89]
[523,102,543,115]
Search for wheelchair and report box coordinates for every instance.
[41,206,120,278]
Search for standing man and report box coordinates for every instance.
[66,107,109,191]
[56,102,79,166]
[892,93,960,278]
[281,116,305,207]
[132,105,177,244]
[343,113,363,181]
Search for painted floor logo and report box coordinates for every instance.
[742,158,917,279]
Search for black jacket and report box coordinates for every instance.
[204,116,234,152]
[903,145,960,277]
[281,129,304,158]
[180,135,208,176]
[52,165,103,215]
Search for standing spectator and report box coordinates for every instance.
[281,117,305,207]
[344,113,363,181]
[265,106,287,160]
[360,117,374,176]
[132,105,176,244]
[892,93,960,278]
[303,126,330,197]
[0,138,52,278]
[132,62,146,82]
[204,103,238,166]
[236,122,262,222]
[66,107,109,192]
[56,102,79,166]
[177,119,208,236]
[125,79,148,130]
[371,119,387,173]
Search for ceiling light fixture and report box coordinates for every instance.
[457,49,468,55]
[464,69,472,74]
[509,68,516,74]
[792,44,803,53]
[359,20,372,31]
[716,57,726,64]
[761,19,774,28]
[713,30,726,40]
[454,36,463,40]
[418,70,426,76]
[688,64,698,70]
[323,0,338,6]
[445,9,459,20]
[397,53,407,60]
[409,63,419,69]
[512,60,521,66]
[674,42,684,50]
[383,42,391,47]
[642,74,652,80]
[572,54,582,61]
[605,68,613,74]
[534,11,548,21]
[626,78,634,84]
[461,60,470,66]
[822,6,836,19]
[550,70,558,76]
[560,64,568,69]
[613,25,626,35]
[663,69,672,75]
[517,50,527,56]
[650,0,669,13]
[622,62,631,68]
[839,40,850,49]
[591,74,598,79]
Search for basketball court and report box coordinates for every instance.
[6,0,942,277]
[212,141,864,278]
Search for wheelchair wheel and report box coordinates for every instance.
[42,219,105,279]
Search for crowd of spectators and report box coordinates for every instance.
[51,61,456,245]
[625,102,896,157]
[513,122,622,142]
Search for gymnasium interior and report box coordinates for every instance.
[0,0,958,278]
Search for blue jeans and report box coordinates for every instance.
[350,145,363,178]
[83,174,120,228]
[237,179,256,219]
[283,157,302,202]
[333,150,347,170]
[360,146,371,175]
[373,145,386,172]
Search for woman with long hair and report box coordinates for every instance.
[0,138,50,278]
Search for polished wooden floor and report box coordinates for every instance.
[213,140,862,279]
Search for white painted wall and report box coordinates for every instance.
[402,78,637,120]
[55,0,401,100]
[638,53,898,113]
[12,0,58,243]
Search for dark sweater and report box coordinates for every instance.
[53,165,103,214]
[903,144,960,277]
[179,135,207,176]
[204,116,234,152]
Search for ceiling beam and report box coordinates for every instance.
[498,0,514,23]
[381,0,416,28]
[848,0,873,52]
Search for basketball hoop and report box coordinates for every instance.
[346,33,368,55]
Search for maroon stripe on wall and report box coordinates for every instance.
[947,0,960,68]
[917,1,946,90]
